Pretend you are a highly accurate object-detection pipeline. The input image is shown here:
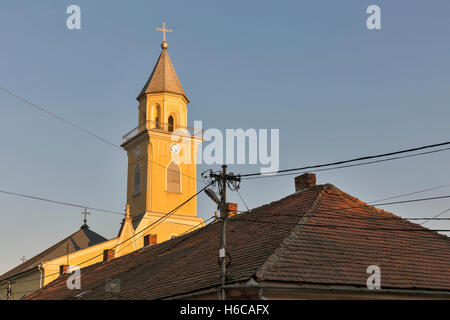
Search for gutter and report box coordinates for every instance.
[165,280,450,300]
[222,283,450,298]
[165,287,220,300]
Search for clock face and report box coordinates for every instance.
[135,146,141,157]
[170,143,181,154]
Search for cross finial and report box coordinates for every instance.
[20,256,27,264]
[81,208,90,227]
[156,22,172,47]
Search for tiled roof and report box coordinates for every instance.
[137,47,187,101]
[26,184,450,300]
[0,226,107,282]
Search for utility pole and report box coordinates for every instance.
[207,165,241,300]
[219,165,227,301]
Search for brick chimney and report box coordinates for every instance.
[144,234,157,246]
[227,202,238,218]
[59,264,69,275]
[103,249,115,262]
[295,173,316,192]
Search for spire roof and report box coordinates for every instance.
[137,43,187,101]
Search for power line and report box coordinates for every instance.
[63,210,450,298]
[75,215,218,300]
[375,195,450,206]
[242,147,450,180]
[231,217,450,233]
[117,202,211,252]
[3,183,450,224]
[229,191,450,232]
[0,87,121,150]
[420,207,450,226]
[4,184,209,287]
[238,210,450,222]
[236,210,450,222]
[368,184,450,204]
[241,143,450,178]
[77,184,210,267]
[0,189,123,215]
[235,188,250,212]
[234,193,450,223]
[0,86,205,185]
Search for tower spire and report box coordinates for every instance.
[136,24,187,101]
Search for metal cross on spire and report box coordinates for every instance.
[81,208,90,227]
[156,22,173,42]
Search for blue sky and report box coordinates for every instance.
[1,0,450,274]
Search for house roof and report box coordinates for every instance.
[26,183,450,300]
[0,225,107,282]
[137,44,187,101]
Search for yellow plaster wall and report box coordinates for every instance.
[124,92,202,223]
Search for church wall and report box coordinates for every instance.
[134,213,205,247]
[41,238,118,287]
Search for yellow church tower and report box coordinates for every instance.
[121,25,204,246]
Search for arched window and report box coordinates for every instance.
[168,115,174,132]
[133,163,141,195]
[155,104,161,129]
[167,161,180,193]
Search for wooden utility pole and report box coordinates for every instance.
[208,165,241,300]
[219,165,227,300]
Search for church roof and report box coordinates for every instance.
[26,182,450,300]
[137,43,187,101]
[0,225,107,282]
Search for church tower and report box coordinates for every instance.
[121,27,204,244]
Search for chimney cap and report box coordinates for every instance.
[295,173,316,192]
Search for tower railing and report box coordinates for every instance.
[122,120,203,144]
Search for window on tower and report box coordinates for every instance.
[134,163,141,195]
[168,115,174,132]
[167,161,180,193]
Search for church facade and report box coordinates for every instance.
[0,36,204,300]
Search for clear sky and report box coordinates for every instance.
[1,0,450,274]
